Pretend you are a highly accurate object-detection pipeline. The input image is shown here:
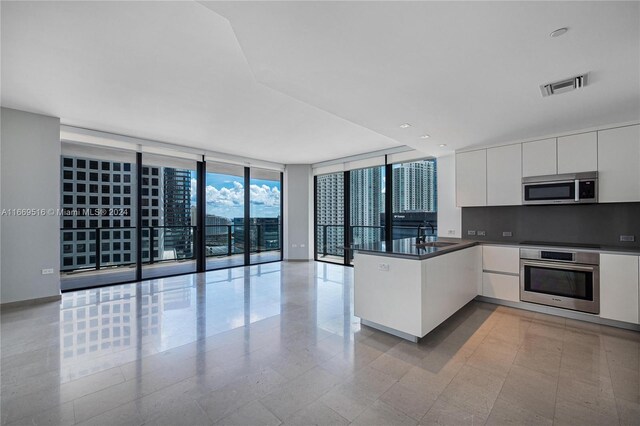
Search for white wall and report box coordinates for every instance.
[1,108,61,303]
[437,154,462,238]
[283,164,313,260]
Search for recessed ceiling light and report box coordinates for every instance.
[439,144,447,147]
[399,123,412,129]
[419,134,430,139]
[550,27,568,38]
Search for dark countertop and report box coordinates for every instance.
[352,237,640,260]
[351,237,478,260]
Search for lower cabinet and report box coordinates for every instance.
[600,253,639,324]
[482,272,520,302]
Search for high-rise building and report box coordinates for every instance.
[61,156,194,270]
[162,168,193,259]
[60,156,136,270]
[315,172,344,256]
[350,167,383,245]
[232,216,281,253]
[392,160,437,212]
[315,160,437,256]
[204,214,233,256]
[141,165,163,262]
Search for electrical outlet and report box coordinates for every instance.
[41,268,54,275]
[477,231,486,236]
[378,263,390,272]
[467,230,476,236]
[502,231,513,237]
[447,229,456,235]
[292,244,298,248]
[620,235,635,242]
[300,244,305,248]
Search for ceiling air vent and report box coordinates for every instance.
[540,74,588,97]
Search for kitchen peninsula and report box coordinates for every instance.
[353,237,481,342]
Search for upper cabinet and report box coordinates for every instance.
[598,125,640,203]
[456,150,486,207]
[455,124,640,207]
[487,144,522,206]
[557,132,598,174]
[522,138,557,177]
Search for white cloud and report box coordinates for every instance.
[249,184,280,206]
[205,181,245,206]
[190,179,280,210]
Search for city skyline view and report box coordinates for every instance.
[316,159,437,261]
[60,154,282,280]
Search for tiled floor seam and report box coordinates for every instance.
[602,349,624,424]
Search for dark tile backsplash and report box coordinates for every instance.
[462,202,640,247]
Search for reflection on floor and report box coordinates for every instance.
[60,251,282,290]
[2,261,639,425]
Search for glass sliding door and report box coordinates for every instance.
[204,162,246,270]
[391,159,437,240]
[249,168,282,264]
[141,153,197,279]
[349,166,385,264]
[60,142,137,290]
[315,172,344,264]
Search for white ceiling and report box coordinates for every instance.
[2,2,639,164]
[205,1,640,152]
[0,1,398,164]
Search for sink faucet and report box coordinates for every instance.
[416,224,425,244]
[425,221,435,235]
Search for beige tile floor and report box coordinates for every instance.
[1,261,639,425]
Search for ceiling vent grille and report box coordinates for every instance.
[540,74,588,97]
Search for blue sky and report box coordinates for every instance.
[190,172,281,220]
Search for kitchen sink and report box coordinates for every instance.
[414,241,457,248]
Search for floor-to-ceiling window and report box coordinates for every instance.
[314,157,437,266]
[60,139,284,291]
[391,159,438,240]
[60,142,138,290]
[315,172,345,264]
[204,162,246,270]
[349,166,385,264]
[140,153,198,279]
[249,168,282,264]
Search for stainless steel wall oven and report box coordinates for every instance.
[520,248,600,314]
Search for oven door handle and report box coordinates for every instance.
[520,260,598,273]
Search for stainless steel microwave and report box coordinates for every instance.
[522,172,598,205]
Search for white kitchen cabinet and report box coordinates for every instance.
[354,246,481,339]
[557,132,598,174]
[600,253,639,324]
[456,150,487,207]
[482,246,520,301]
[487,144,522,205]
[482,246,520,274]
[482,272,520,302]
[598,125,640,203]
[522,138,557,177]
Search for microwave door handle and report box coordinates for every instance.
[575,180,579,202]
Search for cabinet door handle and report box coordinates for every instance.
[575,180,579,202]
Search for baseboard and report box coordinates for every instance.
[283,259,311,262]
[1,294,62,309]
[475,295,640,332]
[360,319,419,342]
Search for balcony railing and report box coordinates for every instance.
[60,223,282,274]
[205,224,281,257]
